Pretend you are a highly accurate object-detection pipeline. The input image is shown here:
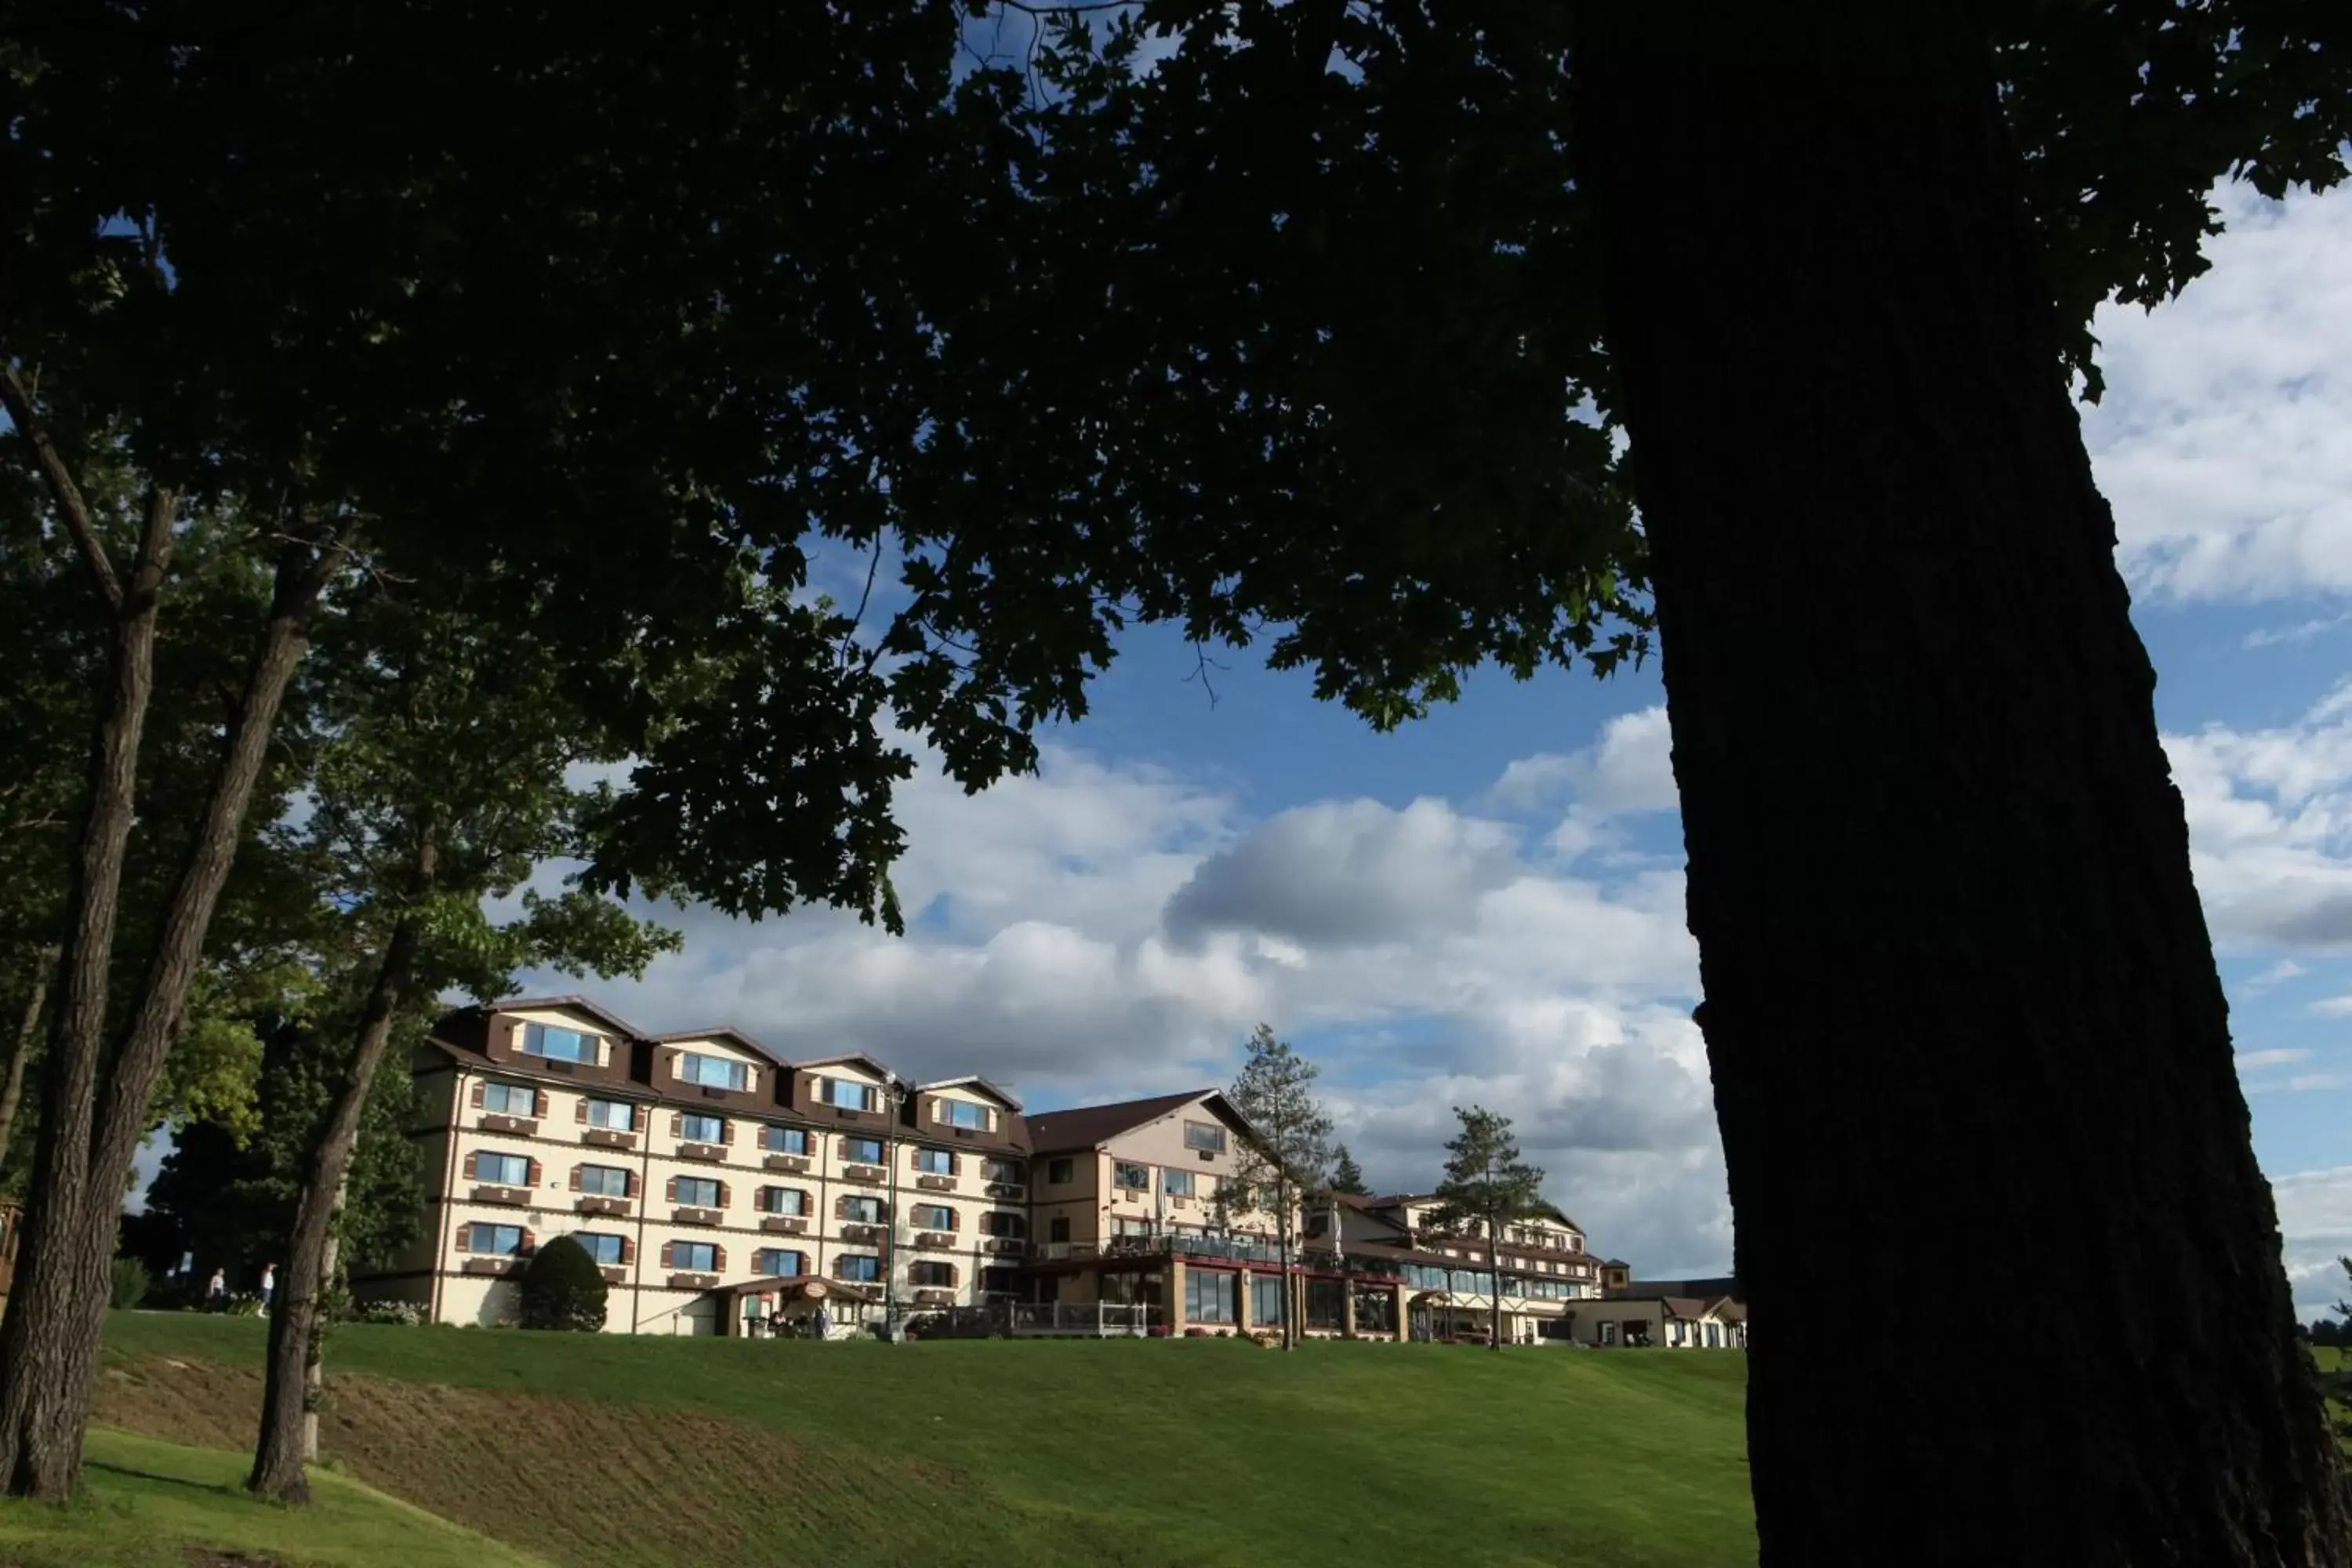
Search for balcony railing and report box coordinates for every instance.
[1007,1301,1161,1336]
[1024,1233,1290,1267]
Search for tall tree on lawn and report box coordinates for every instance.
[1329,1145,1370,1198]
[1224,1025,1334,1351]
[1426,1109,1544,1353]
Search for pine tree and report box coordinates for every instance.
[1224,1025,1334,1350]
[1427,1109,1546,1352]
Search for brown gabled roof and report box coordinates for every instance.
[1021,1089,1215,1154]
[484,994,648,1040]
[794,1052,900,1080]
[645,1026,789,1069]
[1658,1297,1715,1320]
[918,1075,1027,1112]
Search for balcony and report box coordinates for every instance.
[470,1185,532,1207]
[840,1221,886,1244]
[764,1153,811,1174]
[477,1112,538,1136]
[840,1163,885,1185]
[671,1205,724,1227]
[675,1141,728,1163]
[582,1127,637,1151]
[1023,1233,1291,1267]
[982,1182,1025,1200]
[913,1230,955,1251]
[669,1271,720,1290]
[914,1174,956,1192]
[760,1214,810,1235]
[575,1195,631,1217]
[462,1257,524,1277]
[913,1288,955,1307]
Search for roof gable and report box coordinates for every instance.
[796,1052,898,1083]
[485,994,645,1040]
[919,1075,1026,1112]
[1021,1089,1218,1153]
[647,1027,788,1069]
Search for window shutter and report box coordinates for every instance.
[575,1097,588,1123]
[713,1244,727,1272]
[834,1193,848,1219]
[660,1241,674,1269]
[463,1152,478,1181]
[948,1152,960,1175]
[815,1076,831,1106]
[526,1158,542,1187]
[666,1175,679,1203]
[670,1051,683,1080]
[568,1165,583,1192]
[624,1169,637,1198]
[524,1087,541,1118]
[947,1264,960,1288]
[670,1112,682,1138]
[720,1119,735,1145]
[947,1208,960,1231]
[469,1080,485,1109]
[866,1084,881,1112]
[521,1228,536,1253]
[622,1236,636,1265]
[717,1181,730,1208]
[454,1225,472,1253]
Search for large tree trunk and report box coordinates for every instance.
[251,829,432,1504]
[1573,5,2348,1563]
[0,482,178,1501]
[0,514,348,1501]
[0,946,59,1172]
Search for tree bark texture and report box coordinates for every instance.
[0,486,176,1501]
[0,947,58,1173]
[251,830,434,1504]
[0,520,346,1501]
[1573,5,2348,1563]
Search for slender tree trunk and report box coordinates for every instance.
[0,483,176,1501]
[0,947,59,1172]
[1573,5,2348,1562]
[0,518,350,1501]
[1488,1220,1502,1352]
[252,829,433,1504]
[305,1171,349,1465]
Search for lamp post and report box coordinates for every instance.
[883,1075,906,1339]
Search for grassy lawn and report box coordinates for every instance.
[0,1424,547,1568]
[96,1311,1757,1568]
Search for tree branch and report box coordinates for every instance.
[0,361,122,615]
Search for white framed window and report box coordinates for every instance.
[520,1022,597,1064]
[680,1053,750,1091]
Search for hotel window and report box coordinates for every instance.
[759,1187,809,1215]
[673,1241,718,1273]
[979,1211,1025,1238]
[465,1223,524,1255]
[576,1232,626,1267]
[482,1082,536,1116]
[939,1098,990,1131]
[913,1148,955,1176]
[1047,1158,1075,1185]
[1112,1217,1154,1239]
[1048,1217,1070,1243]
[674,1177,722,1209]
[1183,1121,1226,1154]
[914,1204,956,1232]
[1163,1169,1196,1197]
[680,1113,724,1145]
[1112,1161,1150,1191]
[841,1137,884,1165]
[1250,1274,1286,1329]
[837,1254,880,1283]
[842,1195,884,1225]
[584,1098,635,1131]
[1185,1269,1236,1324]
[520,1022,597,1064]
[476,1152,530,1187]
[826,1078,878,1112]
[577,1164,630,1198]
[761,1125,809,1155]
[982,1158,1024,1184]
[680,1052,750,1091]
[909,1260,955,1288]
[1305,1278,1346,1330]
[755,1249,806,1277]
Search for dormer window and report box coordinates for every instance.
[521,1022,597,1064]
[826,1077,880,1112]
[680,1052,750,1091]
[940,1099,991,1131]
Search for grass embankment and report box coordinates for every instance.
[0,1424,546,1568]
[84,1310,1755,1568]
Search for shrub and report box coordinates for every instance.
[108,1257,151,1310]
[518,1236,608,1332]
[352,1299,426,1327]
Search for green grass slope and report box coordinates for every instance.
[98,1310,1757,1568]
[0,1425,549,1568]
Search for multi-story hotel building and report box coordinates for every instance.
[359,994,1624,1345]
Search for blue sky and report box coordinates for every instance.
[503,176,2352,1316]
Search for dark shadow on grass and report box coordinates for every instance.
[85,1458,246,1501]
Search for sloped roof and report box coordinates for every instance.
[485,994,647,1040]
[917,1075,1027,1112]
[645,1026,789,1068]
[794,1052,901,1081]
[1021,1089,1218,1154]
